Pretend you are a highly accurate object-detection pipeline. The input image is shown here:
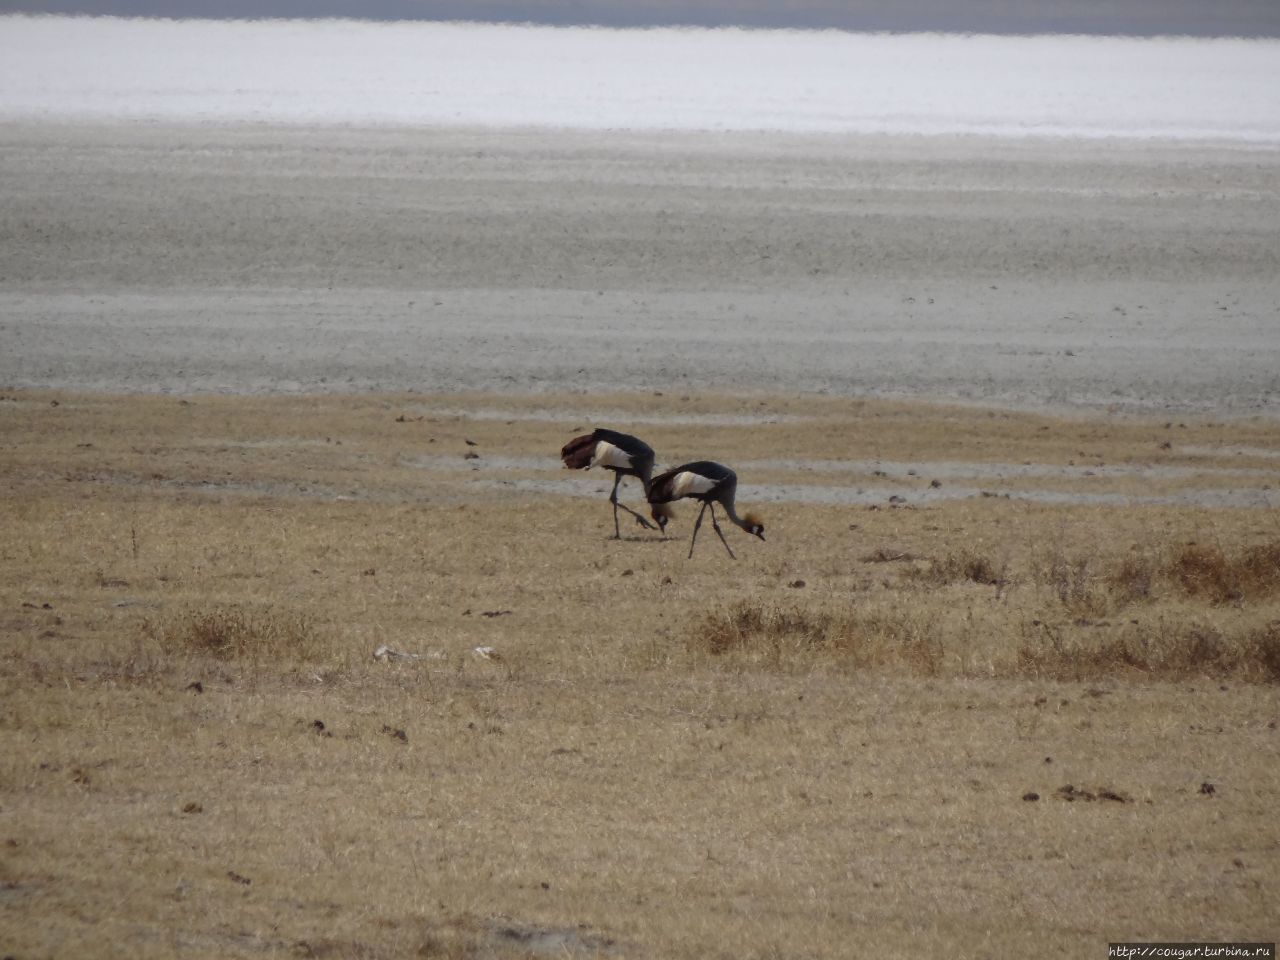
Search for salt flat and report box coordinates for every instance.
[1,121,1278,412]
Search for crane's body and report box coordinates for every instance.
[561,428,668,538]
[647,460,764,559]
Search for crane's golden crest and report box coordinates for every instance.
[743,511,764,528]
[651,501,676,520]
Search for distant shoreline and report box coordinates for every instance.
[2,18,1278,141]
[3,1,1280,39]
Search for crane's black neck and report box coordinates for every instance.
[720,495,750,530]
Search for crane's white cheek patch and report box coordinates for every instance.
[590,441,632,470]
[672,472,715,498]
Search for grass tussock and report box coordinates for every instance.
[1165,541,1280,604]
[908,548,1006,586]
[1030,539,1280,615]
[689,601,943,675]
[1019,619,1280,683]
[1033,550,1111,618]
[691,600,1280,684]
[145,605,330,663]
[1106,554,1156,605]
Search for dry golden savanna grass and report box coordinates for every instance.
[1,388,1279,959]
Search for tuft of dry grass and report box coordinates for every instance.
[923,548,1007,586]
[1018,618,1280,683]
[860,546,919,564]
[1106,552,1157,604]
[693,602,837,658]
[1032,548,1110,618]
[688,600,943,675]
[1166,541,1280,605]
[690,597,1280,686]
[1028,539,1280,617]
[144,605,331,664]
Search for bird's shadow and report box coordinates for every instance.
[610,534,677,544]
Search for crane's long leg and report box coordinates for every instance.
[708,503,738,560]
[688,501,709,558]
[608,474,655,537]
[618,503,657,530]
[608,473,624,538]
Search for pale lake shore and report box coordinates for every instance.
[2,120,1278,414]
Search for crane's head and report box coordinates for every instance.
[743,512,766,541]
[650,501,674,533]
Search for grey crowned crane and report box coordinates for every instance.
[561,428,670,539]
[646,460,764,559]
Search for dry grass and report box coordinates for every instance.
[1024,538,1280,614]
[1018,618,1280,683]
[1033,547,1110,617]
[690,589,1280,685]
[1108,552,1158,604]
[2,389,1278,959]
[689,601,944,675]
[908,548,1007,587]
[145,605,331,664]
[1165,541,1280,604]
